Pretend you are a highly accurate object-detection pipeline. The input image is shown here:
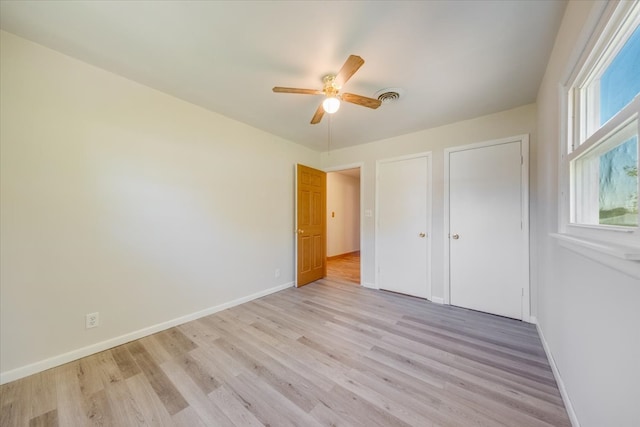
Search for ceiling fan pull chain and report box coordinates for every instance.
[328,114,332,154]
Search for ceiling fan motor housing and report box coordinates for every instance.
[323,75,339,96]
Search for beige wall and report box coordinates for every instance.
[535,2,640,426]
[0,31,319,380]
[321,104,537,300]
[326,172,360,257]
[5,4,638,423]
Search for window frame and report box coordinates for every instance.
[557,0,640,270]
[568,100,638,232]
[572,11,640,150]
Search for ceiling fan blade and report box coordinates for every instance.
[310,104,325,124]
[335,55,365,87]
[341,93,382,109]
[273,87,323,95]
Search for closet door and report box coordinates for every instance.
[448,139,527,319]
[377,154,431,298]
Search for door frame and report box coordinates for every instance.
[443,134,530,322]
[375,152,433,300]
[294,164,298,287]
[324,162,365,286]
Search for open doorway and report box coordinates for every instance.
[326,167,361,284]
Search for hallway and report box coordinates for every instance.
[326,251,360,284]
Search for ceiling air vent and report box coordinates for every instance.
[375,88,404,104]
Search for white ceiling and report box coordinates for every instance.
[0,1,567,152]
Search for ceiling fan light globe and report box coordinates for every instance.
[322,97,340,114]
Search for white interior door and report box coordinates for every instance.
[377,155,430,298]
[448,140,526,319]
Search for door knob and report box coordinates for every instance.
[418,232,426,238]
[297,229,304,234]
[452,234,459,240]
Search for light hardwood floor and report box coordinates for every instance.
[0,279,570,426]
[326,251,360,284]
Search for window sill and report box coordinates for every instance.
[551,233,640,260]
[568,223,636,234]
[550,233,640,279]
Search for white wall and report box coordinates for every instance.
[535,2,640,426]
[321,104,537,297]
[326,172,360,257]
[0,31,319,381]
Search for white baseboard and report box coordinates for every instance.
[430,296,445,305]
[536,322,581,427]
[362,282,378,289]
[0,282,294,385]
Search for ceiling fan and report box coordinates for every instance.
[273,55,382,124]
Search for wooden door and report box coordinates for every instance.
[377,155,430,298]
[296,164,326,286]
[448,139,526,319]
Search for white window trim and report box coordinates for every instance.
[554,0,640,279]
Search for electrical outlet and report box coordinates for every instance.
[275,268,280,278]
[86,312,99,329]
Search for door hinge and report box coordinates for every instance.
[521,155,524,165]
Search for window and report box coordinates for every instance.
[563,1,640,250]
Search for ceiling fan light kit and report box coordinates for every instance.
[272,54,382,124]
[322,96,340,114]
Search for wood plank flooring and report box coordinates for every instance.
[326,251,360,284]
[0,279,570,426]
